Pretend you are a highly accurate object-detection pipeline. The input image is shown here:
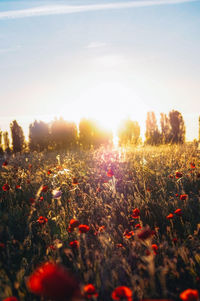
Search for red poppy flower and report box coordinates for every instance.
[69,240,79,249]
[0,242,5,248]
[152,244,158,255]
[137,226,155,240]
[116,243,124,248]
[107,169,114,177]
[3,297,18,301]
[38,216,48,224]
[190,163,196,169]
[78,224,90,233]
[180,194,188,201]
[42,185,48,192]
[15,185,21,190]
[169,174,174,179]
[72,177,79,185]
[166,213,174,219]
[40,196,44,201]
[132,208,140,219]
[83,284,98,298]
[2,160,8,167]
[175,193,179,197]
[47,170,52,175]
[69,219,79,229]
[172,237,178,243]
[123,230,134,239]
[176,171,183,178]
[174,208,182,216]
[2,183,10,191]
[112,286,132,301]
[135,224,142,229]
[26,262,80,300]
[180,289,199,301]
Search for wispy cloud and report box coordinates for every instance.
[0,45,21,53]
[0,0,198,20]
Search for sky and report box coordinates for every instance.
[0,0,200,141]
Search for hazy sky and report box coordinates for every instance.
[0,0,200,140]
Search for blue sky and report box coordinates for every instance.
[0,0,200,140]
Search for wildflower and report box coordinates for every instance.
[3,297,18,301]
[0,242,5,248]
[137,226,155,240]
[47,170,52,175]
[41,185,48,192]
[174,208,182,216]
[116,243,124,248]
[180,194,188,201]
[176,171,183,178]
[172,237,178,243]
[180,289,199,301]
[123,230,134,239]
[78,224,90,233]
[132,208,140,219]
[152,244,158,255]
[190,163,196,169]
[39,196,44,201]
[69,240,79,249]
[166,213,174,219]
[72,177,79,185]
[135,224,142,229]
[2,183,10,191]
[2,160,8,167]
[83,284,98,298]
[107,168,114,177]
[175,193,179,197]
[112,286,132,301]
[38,216,48,224]
[69,219,79,229]
[26,262,80,300]
[15,185,21,190]
[169,174,174,179]
[52,190,62,199]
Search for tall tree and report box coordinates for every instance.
[29,120,50,151]
[160,113,171,144]
[0,130,4,154]
[145,112,161,145]
[51,118,77,150]
[117,119,140,146]
[3,131,11,154]
[169,110,185,144]
[10,120,25,152]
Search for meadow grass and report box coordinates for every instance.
[0,143,200,300]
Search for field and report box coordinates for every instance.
[0,144,200,301]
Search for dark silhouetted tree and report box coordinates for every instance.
[117,119,140,146]
[3,131,11,154]
[10,120,25,153]
[29,120,50,151]
[169,110,185,144]
[51,118,77,150]
[0,130,4,154]
[160,113,171,144]
[145,112,161,145]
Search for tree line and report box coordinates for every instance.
[0,110,194,153]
